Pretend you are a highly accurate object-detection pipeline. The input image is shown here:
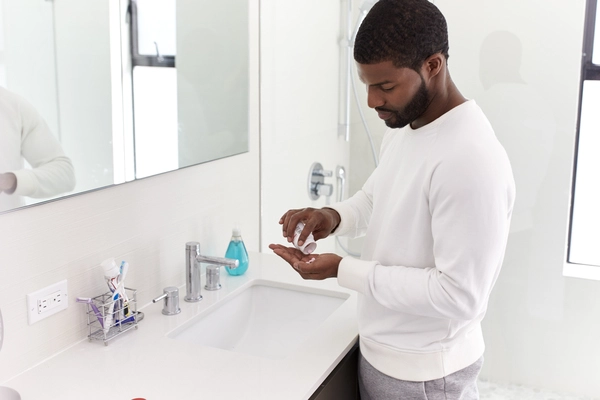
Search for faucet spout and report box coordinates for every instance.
[184,242,239,302]
[196,255,239,268]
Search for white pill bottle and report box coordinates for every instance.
[293,222,318,254]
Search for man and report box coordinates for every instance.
[0,86,75,212]
[269,0,515,399]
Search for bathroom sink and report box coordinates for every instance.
[0,387,21,400]
[168,280,349,359]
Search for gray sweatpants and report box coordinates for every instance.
[358,352,483,400]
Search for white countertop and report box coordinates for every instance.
[4,252,358,400]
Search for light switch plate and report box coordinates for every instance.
[26,280,68,324]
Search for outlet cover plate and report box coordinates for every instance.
[27,280,68,325]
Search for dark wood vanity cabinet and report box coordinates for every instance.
[309,344,360,400]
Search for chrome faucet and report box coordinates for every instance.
[185,242,239,302]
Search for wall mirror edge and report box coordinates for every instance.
[0,0,250,215]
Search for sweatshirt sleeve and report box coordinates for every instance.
[327,177,374,239]
[327,128,397,238]
[11,96,76,198]
[338,142,515,321]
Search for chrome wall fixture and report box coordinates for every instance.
[308,162,333,201]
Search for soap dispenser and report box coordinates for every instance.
[224,227,249,276]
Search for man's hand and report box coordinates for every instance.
[269,244,342,280]
[279,207,341,246]
[0,173,17,194]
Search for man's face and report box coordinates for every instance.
[357,61,430,129]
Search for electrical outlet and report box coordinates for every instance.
[37,290,64,314]
[27,280,68,325]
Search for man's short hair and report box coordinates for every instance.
[354,0,450,71]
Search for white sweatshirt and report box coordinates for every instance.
[330,100,515,381]
[0,87,75,211]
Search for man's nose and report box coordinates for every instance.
[366,87,384,109]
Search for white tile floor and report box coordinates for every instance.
[478,379,599,400]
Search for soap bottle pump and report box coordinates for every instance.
[224,227,249,276]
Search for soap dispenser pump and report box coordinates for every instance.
[224,227,249,276]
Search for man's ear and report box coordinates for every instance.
[422,53,444,80]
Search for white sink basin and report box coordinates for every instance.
[0,386,21,400]
[168,279,349,359]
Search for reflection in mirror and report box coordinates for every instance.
[130,0,178,179]
[0,0,249,213]
[0,86,76,212]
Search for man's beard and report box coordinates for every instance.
[377,77,430,129]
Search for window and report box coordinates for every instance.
[129,0,178,179]
[567,0,600,266]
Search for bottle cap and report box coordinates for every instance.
[101,258,120,279]
[302,239,317,254]
[232,227,241,236]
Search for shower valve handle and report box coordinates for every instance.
[315,169,333,177]
[308,162,333,200]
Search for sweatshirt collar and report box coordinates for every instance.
[404,99,475,136]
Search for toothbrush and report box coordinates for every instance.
[119,261,129,281]
[118,261,131,316]
[76,297,104,328]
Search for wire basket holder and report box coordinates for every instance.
[83,287,138,345]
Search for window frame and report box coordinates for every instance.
[567,0,600,267]
[128,0,175,68]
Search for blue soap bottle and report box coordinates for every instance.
[225,227,249,276]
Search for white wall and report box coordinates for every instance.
[0,1,260,383]
[260,0,351,253]
[412,0,595,396]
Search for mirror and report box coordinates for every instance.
[0,0,249,213]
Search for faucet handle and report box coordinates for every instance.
[205,265,222,291]
[152,286,181,315]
